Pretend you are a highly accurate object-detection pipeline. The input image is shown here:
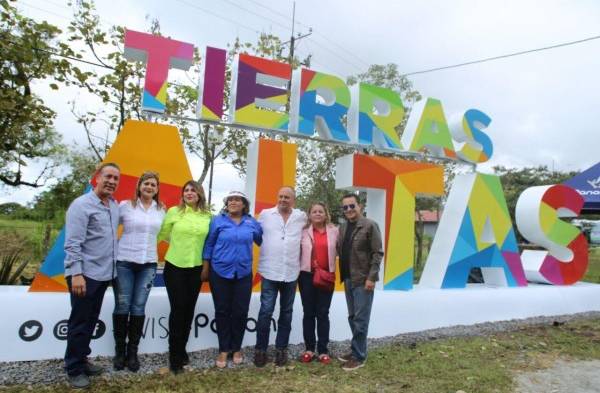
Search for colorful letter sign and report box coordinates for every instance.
[348,83,405,150]
[401,98,457,159]
[230,54,291,130]
[197,47,227,121]
[516,184,589,285]
[290,69,351,141]
[336,154,444,290]
[420,173,527,288]
[121,30,497,165]
[449,109,493,163]
[32,29,591,295]
[124,29,194,113]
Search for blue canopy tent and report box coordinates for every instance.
[563,161,600,214]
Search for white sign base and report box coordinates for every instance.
[2,282,600,362]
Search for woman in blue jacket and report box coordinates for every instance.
[202,190,262,368]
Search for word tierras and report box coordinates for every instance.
[124,29,492,164]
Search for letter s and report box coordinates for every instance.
[516,184,588,285]
[450,109,493,163]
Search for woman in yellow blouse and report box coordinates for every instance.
[158,180,211,374]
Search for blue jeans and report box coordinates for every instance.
[255,277,297,351]
[113,261,157,316]
[298,271,333,354]
[344,279,374,362]
[65,275,109,376]
[209,270,252,352]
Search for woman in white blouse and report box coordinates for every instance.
[113,171,165,372]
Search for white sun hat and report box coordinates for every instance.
[223,190,249,204]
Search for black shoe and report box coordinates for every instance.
[181,351,190,366]
[274,348,288,367]
[170,364,184,375]
[253,350,268,368]
[67,373,90,389]
[83,362,103,376]
[169,352,184,374]
[126,315,145,372]
[112,314,128,371]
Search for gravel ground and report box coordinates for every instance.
[2,311,599,387]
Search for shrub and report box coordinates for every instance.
[0,249,29,285]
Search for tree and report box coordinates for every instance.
[347,63,422,107]
[0,202,29,217]
[295,142,352,224]
[494,165,577,228]
[31,148,97,222]
[65,0,147,161]
[0,0,72,187]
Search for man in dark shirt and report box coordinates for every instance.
[339,220,355,281]
[336,193,383,371]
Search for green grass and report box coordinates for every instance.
[583,247,600,283]
[0,218,60,282]
[4,318,600,392]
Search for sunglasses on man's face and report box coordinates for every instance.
[342,204,356,211]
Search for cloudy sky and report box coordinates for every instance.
[4,0,600,205]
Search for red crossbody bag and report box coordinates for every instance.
[310,232,335,292]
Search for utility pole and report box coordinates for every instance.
[283,1,311,109]
[288,2,296,68]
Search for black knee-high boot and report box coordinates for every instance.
[126,315,145,372]
[113,314,128,370]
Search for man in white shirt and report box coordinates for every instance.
[254,186,307,367]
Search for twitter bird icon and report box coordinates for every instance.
[19,320,43,342]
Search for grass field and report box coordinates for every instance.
[3,318,600,392]
[583,247,600,283]
[0,218,60,281]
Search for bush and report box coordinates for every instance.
[0,249,29,285]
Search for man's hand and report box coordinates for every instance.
[364,279,375,291]
[71,275,86,297]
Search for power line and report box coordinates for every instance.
[245,0,299,26]
[19,1,71,20]
[304,37,364,73]
[221,0,291,32]
[311,30,371,69]
[212,0,366,74]
[19,0,114,33]
[404,34,600,76]
[39,0,71,11]
[7,39,115,69]
[172,0,261,35]
[14,23,600,84]
[239,0,371,69]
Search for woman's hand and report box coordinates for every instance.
[201,261,210,282]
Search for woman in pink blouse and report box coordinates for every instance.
[113,171,165,372]
[298,202,339,364]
